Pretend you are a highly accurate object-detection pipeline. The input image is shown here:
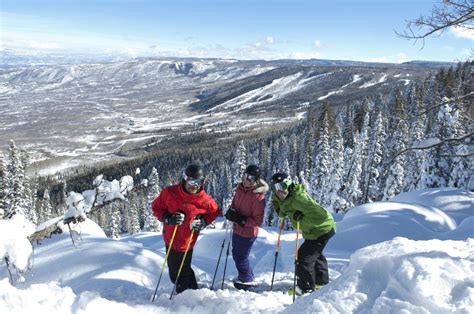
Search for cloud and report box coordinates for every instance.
[396,52,409,63]
[450,26,474,40]
[364,53,409,64]
[252,36,275,48]
[314,40,322,49]
[288,52,322,59]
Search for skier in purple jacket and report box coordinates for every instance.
[225,165,269,290]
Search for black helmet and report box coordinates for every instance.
[185,163,204,179]
[271,172,293,192]
[245,165,261,179]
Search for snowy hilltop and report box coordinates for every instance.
[0,188,472,313]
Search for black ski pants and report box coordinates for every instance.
[166,247,198,293]
[296,229,335,292]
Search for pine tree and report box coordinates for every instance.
[364,111,386,202]
[328,123,347,212]
[342,131,363,210]
[108,202,121,239]
[144,167,161,232]
[0,152,7,219]
[39,189,53,223]
[5,140,28,218]
[404,84,426,191]
[310,110,332,207]
[128,194,141,235]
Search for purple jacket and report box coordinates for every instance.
[231,179,268,237]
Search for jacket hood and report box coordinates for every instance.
[253,179,269,194]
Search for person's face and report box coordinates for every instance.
[185,181,200,194]
[275,189,289,200]
[242,173,257,188]
[183,175,204,194]
[271,181,289,200]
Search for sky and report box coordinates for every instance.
[1,0,473,63]
[0,188,473,313]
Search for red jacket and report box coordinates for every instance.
[152,182,219,251]
[230,179,268,238]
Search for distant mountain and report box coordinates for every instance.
[0,56,449,173]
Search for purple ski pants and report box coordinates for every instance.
[231,233,257,283]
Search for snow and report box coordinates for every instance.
[359,73,388,88]
[0,188,473,313]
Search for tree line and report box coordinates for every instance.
[0,61,472,236]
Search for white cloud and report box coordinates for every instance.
[450,26,474,40]
[288,52,322,59]
[396,52,409,63]
[252,36,275,48]
[314,40,322,49]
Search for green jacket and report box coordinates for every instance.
[272,184,336,240]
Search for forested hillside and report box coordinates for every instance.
[0,61,472,237]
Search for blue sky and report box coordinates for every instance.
[1,0,472,62]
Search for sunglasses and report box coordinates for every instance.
[183,173,205,187]
[243,173,257,182]
[271,178,292,193]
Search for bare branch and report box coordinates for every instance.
[396,0,474,43]
[387,132,474,165]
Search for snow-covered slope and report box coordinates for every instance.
[0,188,472,313]
[0,57,432,175]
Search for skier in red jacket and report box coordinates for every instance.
[225,164,268,290]
[152,163,219,293]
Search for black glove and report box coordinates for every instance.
[293,210,304,222]
[164,212,185,225]
[225,208,246,227]
[190,216,207,232]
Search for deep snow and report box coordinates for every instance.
[0,188,473,313]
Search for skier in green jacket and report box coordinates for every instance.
[271,172,336,296]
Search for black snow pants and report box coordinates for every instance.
[167,247,198,293]
[296,229,335,292]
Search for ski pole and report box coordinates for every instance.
[293,221,300,303]
[170,229,195,300]
[211,222,230,290]
[221,223,233,289]
[270,219,284,291]
[151,224,178,302]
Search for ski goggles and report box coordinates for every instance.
[243,173,257,182]
[271,178,292,193]
[183,173,205,187]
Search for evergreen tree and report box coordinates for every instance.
[328,123,347,212]
[128,194,141,235]
[342,132,363,210]
[0,152,7,219]
[5,140,28,218]
[144,168,161,232]
[310,110,332,207]
[39,189,53,223]
[108,202,121,239]
[364,111,386,202]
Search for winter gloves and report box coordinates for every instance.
[225,208,246,227]
[164,212,207,231]
[293,210,304,221]
[190,216,207,232]
[164,212,185,225]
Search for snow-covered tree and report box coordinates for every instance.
[5,140,29,219]
[341,132,363,210]
[144,168,161,232]
[328,123,347,212]
[0,152,7,219]
[108,203,121,239]
[364,111,386,202]
[127,195,141,235]
[310,111,332,207]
